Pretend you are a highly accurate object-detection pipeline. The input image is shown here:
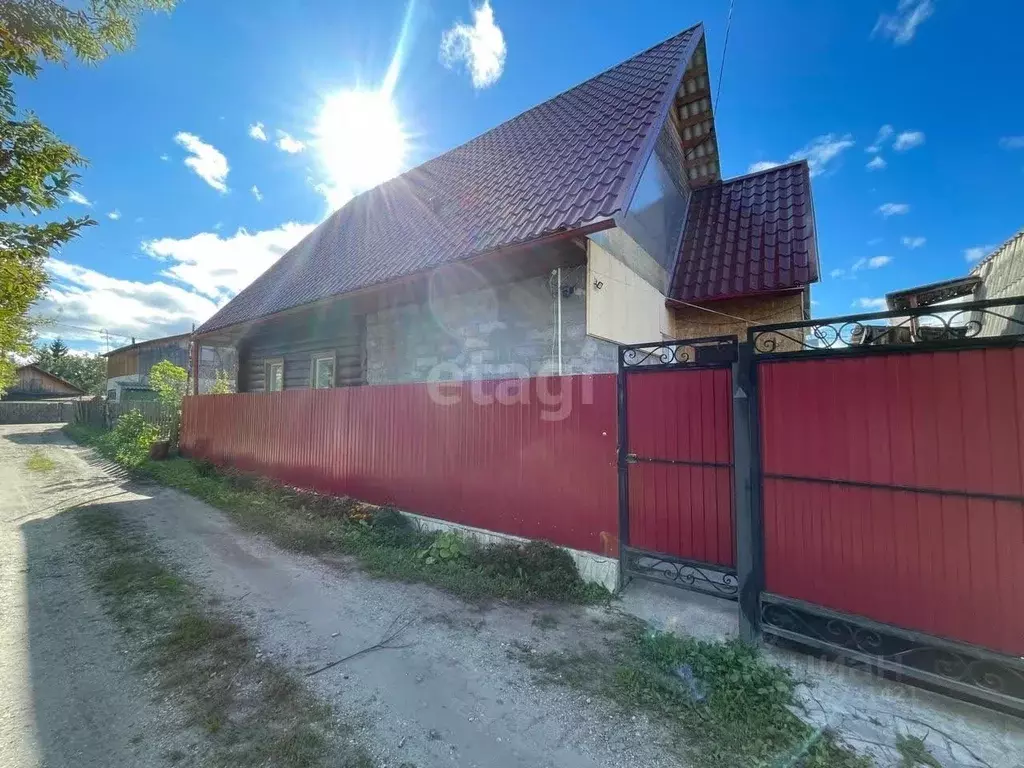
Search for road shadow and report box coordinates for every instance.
[19,495,192,767]
[3,426,69,446]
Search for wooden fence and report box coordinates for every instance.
[0,400,82,424]
[73,399,178,435]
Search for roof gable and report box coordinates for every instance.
[199,24,704,334]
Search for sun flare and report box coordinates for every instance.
[314,89,408,209]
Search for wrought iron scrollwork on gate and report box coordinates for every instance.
[760,595,1024,711]
[623,547,738,599]
[749,296,1024,357]
[620,335,738,370]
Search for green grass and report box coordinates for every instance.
[75,504,373,768]
[25,449,57,472]
[516,626,873,768]
[64,423,609,605]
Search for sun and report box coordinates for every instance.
[313,89,408,208]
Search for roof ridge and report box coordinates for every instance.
[696,159,809,191]
[969,226,1024,274]
[362,24,704,198]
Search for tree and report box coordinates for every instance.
[0,0,175,395]
[149,359,188,411]
[33,337,106,394]
[47,337,68,359]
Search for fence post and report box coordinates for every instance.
[732,342,764,643]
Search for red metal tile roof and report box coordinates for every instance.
[670,160,818,303]
[198,25,702,334]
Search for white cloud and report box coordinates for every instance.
[866,124,893,153]
[38,259,219,341]
[159,153,170,162]
[901,236,926,249]
[1000,136,1024,150]
[873,0,934,45]
[746,134,854,178]
[251,185,263,202]
[276,130,306,154]
[878,202,910,217]
[830,268,846,279]
[174,132,230,192]
[854,297,888,311]
[67,190,92,207]
[440,0,506,89]
[893,130,925,151]
[851,255,891,272]
[107,210,121,221]
[791,133,855,176]
[248,122,268,141]
[867,237,883,246]
[964,244,995,263]
[866,156,887,171]
[142,221,315,301]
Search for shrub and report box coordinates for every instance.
[104,409,160,467]
[473,540,600,601]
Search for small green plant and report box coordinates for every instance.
[896,734,942,768]
[209,369,233,395]
[25,449,56,472]
[419,531,468,564]
[104,409,160,467]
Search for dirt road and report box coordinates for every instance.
[0,423,678,768]
[0,424,197,767]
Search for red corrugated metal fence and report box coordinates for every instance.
[626,368,734,566]
[181,375,619,555]
[759,349,1024,657]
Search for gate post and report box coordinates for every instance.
[616,349,630,590]
[732,342,764,643]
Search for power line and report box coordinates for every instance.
[715,0,736,115]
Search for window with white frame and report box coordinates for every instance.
[311,353,335,389]
[266,359,284,392]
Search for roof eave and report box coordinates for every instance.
[195,217,617,340]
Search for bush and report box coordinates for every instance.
[103,409,160,467]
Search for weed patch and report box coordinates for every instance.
[65,423,608,605]
[25,449,57,472]
[75,505,373,768]
[517,626,872,768]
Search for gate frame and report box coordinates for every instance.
[616,334,740,599]
[742,295,1024,716]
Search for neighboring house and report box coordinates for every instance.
[5,364,86,400]
[193,24,820,393]
[104,333,190,402]
[876,227,1024,342]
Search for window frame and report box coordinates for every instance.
[265,358,285,393]
[310,352,336,389]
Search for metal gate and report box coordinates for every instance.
[617,335,739,598]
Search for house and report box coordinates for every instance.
[104,333,190,402]
[192,23,820,392]
[4,364,86,400]
[871,227,1024,343]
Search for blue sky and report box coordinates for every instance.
[20,0,1024,352]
